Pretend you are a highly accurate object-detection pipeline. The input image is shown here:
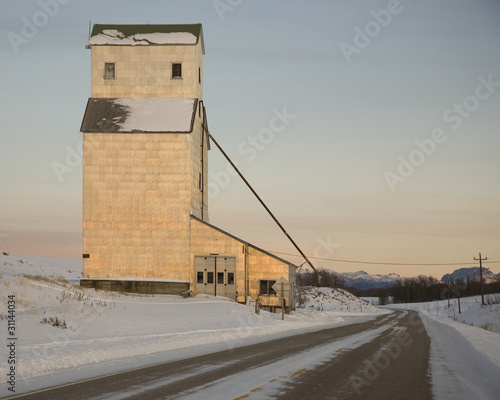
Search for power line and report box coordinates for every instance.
[269,250,500,266]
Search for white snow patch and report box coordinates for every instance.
[113,98,195,132]
[89,30,197,46]
[102,29,124,38]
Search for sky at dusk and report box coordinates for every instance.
[1,0,499,278]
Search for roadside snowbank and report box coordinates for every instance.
[389,298,500,399]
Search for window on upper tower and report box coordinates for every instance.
[104,63,115,79]
[198,67,201,84]
[172,63,182,79]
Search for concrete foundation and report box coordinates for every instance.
[80,279,190,295]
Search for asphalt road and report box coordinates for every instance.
[7,310,431,400]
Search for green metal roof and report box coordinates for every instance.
[89,24,204,52]
[91,23,202,41]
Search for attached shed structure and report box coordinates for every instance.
[191,215,296,311]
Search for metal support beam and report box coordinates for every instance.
[206,131,321,285]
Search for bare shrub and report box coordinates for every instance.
[40,316,67,329]
[296,287,307,308]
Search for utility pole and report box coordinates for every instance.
[474,253,487,306]
[281,281,285,321]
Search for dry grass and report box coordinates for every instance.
[22,274,67,285]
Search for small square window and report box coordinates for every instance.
[104,63,115,79]
[260,280,277,295]
[172,63,182,79]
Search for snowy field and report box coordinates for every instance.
[0,254,386,396]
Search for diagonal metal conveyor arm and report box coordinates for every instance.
[206,130,321,285]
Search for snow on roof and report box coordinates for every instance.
[88,24,203,47]
[89,30,197,46]
[80,98,197,133]
[114,98,195,132]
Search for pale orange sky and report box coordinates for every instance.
[1,0,499,279]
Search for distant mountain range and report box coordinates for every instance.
[441,267,499,284]
[338,270,402,291]
[333,267,499,291]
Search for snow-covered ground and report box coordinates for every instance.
[0,254,387,396]
[388,298,500,399]
[388,295,500,334]
[1,254,499,399]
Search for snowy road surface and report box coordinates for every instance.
[7,310,431,400]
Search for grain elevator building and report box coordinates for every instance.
[80,24,296,312]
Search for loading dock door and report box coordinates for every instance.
[195,256,236,300]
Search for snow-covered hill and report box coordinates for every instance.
[298,286,379,313]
